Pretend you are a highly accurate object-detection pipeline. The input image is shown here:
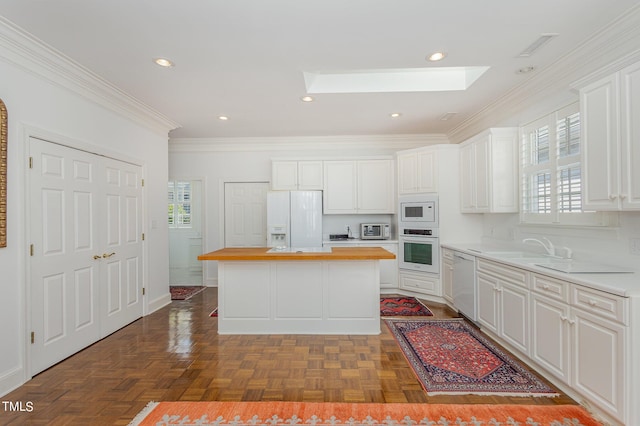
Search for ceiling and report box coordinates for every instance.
[1,1,638,139]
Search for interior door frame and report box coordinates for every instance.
[22,125,147,380]
[168,176,206,286]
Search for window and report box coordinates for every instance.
[168,181,191,228]
[521,103,609,226]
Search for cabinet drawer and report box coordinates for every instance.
[531,274,569,303]
[399,272,439,295]
[571,285,628,325]
[477,259,528,287]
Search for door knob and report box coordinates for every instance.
[93,255,102,260]
[102,252,116,258]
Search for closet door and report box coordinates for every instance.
[29,138,144,375]
[99,157,144,336]
[29,138,101,374]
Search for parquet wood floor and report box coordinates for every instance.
[1,288,575,425]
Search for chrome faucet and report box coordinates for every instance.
[522,237,555,256]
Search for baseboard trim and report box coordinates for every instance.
[0,365,26,398]
[147,292,171,315]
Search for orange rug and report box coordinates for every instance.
[128,401,604,425]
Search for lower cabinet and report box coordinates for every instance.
[476,267,529,355]
[398,270,440,296]
[442,249,454,304]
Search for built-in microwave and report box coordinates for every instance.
[360,223,390,240]
[399,195,438,227]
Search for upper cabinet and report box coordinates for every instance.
[459,128,519,213]
[579,61,640,211]
[271,160,323,190]
[323,159,395,214]
[397,149,438,194]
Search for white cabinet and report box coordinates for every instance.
[459,128,519,213]
[323,159,394,214]
[397,149,438,194]
[476,259,529,355]
[441,249,454,304]
[271,160,323,190]
[398,270,440,296]
[323,242,398,288]
[580,61,640,210]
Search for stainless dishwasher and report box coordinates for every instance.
[452,251,477,321]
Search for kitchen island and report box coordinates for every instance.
[198,247,395,334]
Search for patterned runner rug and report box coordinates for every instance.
[170,286,206,300]
[380,296,433,316]
[385,318,559,397]
[128,401,602,425]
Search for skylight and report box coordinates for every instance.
[303,67,489,94]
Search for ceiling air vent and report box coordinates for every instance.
[518,33,558,57]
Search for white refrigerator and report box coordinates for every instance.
[267,191,323,248]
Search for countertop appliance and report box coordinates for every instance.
[360,223,390,240]
[267,191,322,248]
[452,251,476,321]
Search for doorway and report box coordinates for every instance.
[168,179,204,285]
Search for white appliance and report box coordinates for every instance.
[398,227,440,274]
[399,194,438,227]
[267,191,322,248]
[360,223,390,240]
[452,251,477,321]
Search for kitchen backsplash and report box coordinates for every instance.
[322,214,394,240]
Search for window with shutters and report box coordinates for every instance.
[520,103,612,226]
[168,181,192,228]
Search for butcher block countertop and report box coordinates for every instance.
[198,246,396,261]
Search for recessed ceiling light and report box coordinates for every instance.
[427,52,447,62]
[516,66,536,74]
[153,58,174,67]
[390,113,402,118]
[218,116,229,121]
[301,96,314,102]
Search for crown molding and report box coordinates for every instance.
[0,17,181,135]
[169,134,449,153]
[447,4,640,144]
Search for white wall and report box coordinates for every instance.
[0,39,172,395]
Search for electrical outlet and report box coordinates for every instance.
[630,238,640,255]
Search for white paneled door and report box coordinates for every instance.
[224,182,269,247]
[29,138,143,375]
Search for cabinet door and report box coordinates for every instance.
[323,161,357,214]
[397,153,417,194]
[530,293,570,383]
[473,135,491,212]
[442,258,454,303]
[499,282,529,355]
[358,159,394,213]
[297,161,323,190]
[581,74,620,210]
[459,143,475,212]
[476,272,499,334]
[271,161,298,190]
[572,309,625,421]
[417,150,438,192]
[620,62,640,209]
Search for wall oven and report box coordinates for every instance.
[398,227,439,274]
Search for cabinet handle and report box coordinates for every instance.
[609,194,618,200]
[560,315,567,322]
[542,284,550,290]
[588,299,597,306]
[93,255,102,260]
[620,193,627,200]
[568,319,576,325]
[102,252,116,258]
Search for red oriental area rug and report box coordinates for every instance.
[385,318,559,397]
[380,296,433,316]
[170,286,206,300]
[128,401,603,426]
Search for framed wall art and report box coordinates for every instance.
[1,98,6,248]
